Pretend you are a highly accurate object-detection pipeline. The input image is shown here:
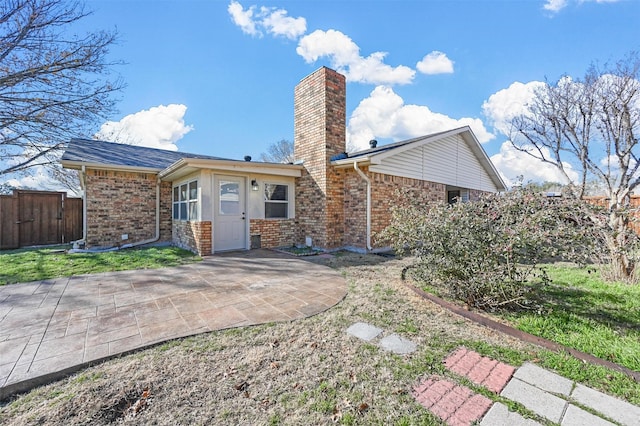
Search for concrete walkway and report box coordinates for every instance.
[0,250,347,399]
[416,347,640,426]
[346,323,640,425]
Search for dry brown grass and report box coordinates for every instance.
[0,253,582,425]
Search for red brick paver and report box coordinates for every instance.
[413,377,492,426]
[444,347,515,393]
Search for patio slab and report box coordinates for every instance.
[0,249,347,400]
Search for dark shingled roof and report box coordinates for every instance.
[61,138,234,170]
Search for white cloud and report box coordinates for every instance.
[544,0,620,13]
[297,30,415,85]
[482,81,545,136]
[416,51,454,75]
[544,0,569,12]
[228,1,306,40]
[95,104,194,151]
[260,7,306,39]
[347,85,494,151]
[490,141,579,186]
[228,1,259,36]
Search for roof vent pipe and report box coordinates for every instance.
[244,155,251,162]
[369,140,377,148]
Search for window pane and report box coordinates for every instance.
[265,202,287,218]
[188,201,198,220]
[173,187,179,202]
[220,181,240,215]
[180,184,187,202]
[265,184,287,201]
[173,203,179,220]
[180,202,187,220]
[189,181,198,200]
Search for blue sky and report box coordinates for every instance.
[5,0,640,190]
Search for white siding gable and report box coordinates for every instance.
[369,134,499,192]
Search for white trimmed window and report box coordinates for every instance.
[173,180,198,221]
[264,183,288,219]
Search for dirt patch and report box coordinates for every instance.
[0,253,609,424]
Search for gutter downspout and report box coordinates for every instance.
[354,161,373,251]
[79,166,88,244]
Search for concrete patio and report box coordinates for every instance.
[0,249,347,399]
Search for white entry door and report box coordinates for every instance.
[214,175,247,251]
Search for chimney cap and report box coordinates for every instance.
[369,139,378,148]
[244,155,251,162]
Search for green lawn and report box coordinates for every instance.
[0,245,201,285]
[501,264,640,372]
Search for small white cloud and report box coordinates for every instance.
[228,1,260,37]
[490,140,579,186]
[545,0,620,13]
[95,104,194,151]
[297,30,415,85]
[260,7,306,39]
[544,0,569,12]
[228,1,306,40]
[482,81,545,136]
[416,51,454,75]
[347,85,493,151]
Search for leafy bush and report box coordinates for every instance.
[380,189,600,310]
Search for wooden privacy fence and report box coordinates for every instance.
[0,190,83,250]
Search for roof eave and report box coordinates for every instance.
[159,158,303,181]
[331,157,373,168]
[60,159,162,174]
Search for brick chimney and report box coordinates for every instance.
[294,67,346,249]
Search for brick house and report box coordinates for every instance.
[61,67,506,255]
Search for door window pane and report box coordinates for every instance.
[220,181,240,215]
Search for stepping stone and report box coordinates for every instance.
[346,322,383,341]
[571,384,640,426]
[480,402,542,425]
[562,404,615,426]
[501,378,567,423]
[513,363,573,396]
[379,333,417,354]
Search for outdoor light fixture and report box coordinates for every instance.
[251,179,259,191]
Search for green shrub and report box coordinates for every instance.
[381,189,599,310]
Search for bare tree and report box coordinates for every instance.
[510,52,640,282]
[260,139,295,163]
[0,0,123,178]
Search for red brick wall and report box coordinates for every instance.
[342,167,447,249]
[84,169,171,248]
[250,219,296,248]
[172,220,211,255]
[294,67,346,249]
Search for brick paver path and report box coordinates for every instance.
[444,347,515,393]
[413,348,516,426]
[413,377,493,426]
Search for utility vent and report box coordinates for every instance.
[369,139,378,148]
[244,155,251,162]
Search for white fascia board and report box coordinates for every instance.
[60,160,162,174]
[332,157,371,167]
[159,158,303,181]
